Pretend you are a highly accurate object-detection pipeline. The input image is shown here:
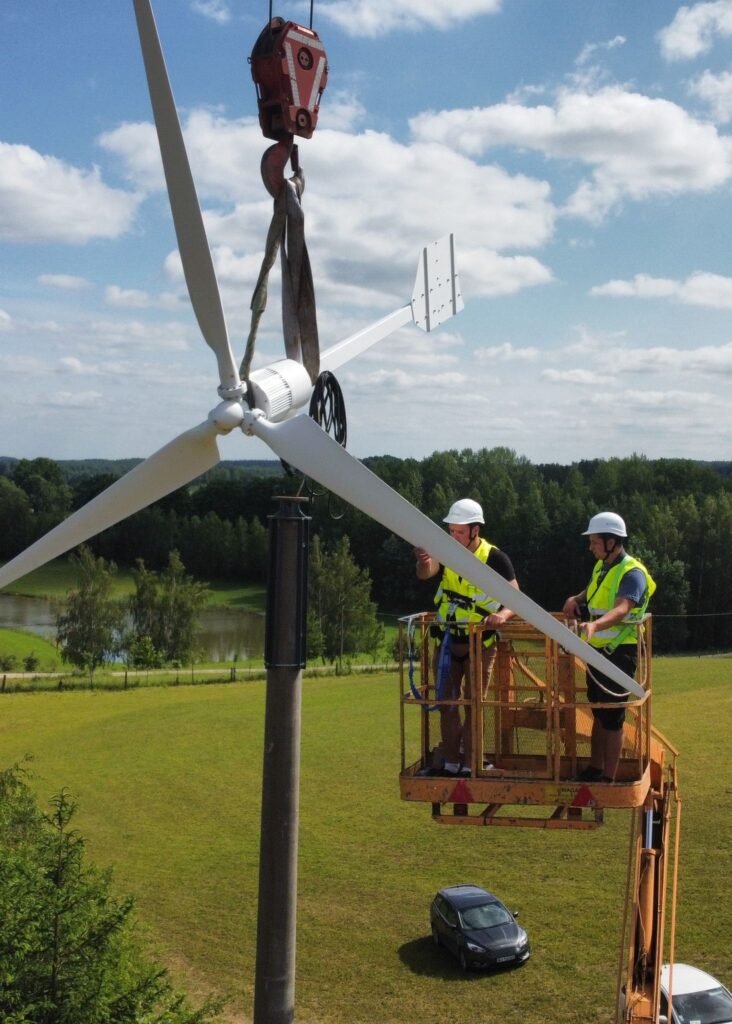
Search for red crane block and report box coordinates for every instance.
[250,18,328,140]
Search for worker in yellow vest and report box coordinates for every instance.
[415,498,520,777]
[563,512,656,783]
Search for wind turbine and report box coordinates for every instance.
[0,0,647,1019]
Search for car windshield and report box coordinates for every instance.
[670,986,732,1024]
[459,902,513,930]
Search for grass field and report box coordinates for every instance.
[0,627,63,672]
[0,656,729,1023]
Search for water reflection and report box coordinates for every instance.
[0,594,265,662]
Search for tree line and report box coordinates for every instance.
[1,451,731,653]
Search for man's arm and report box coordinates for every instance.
[581,596,635,642]
[483,548,519,627]
[563,589,587,620]
[415,547,440,580]
[484,577,519,628]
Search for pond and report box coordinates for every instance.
[0,594,266,663]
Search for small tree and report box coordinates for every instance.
[128,551,209,665]
[0,653,17,673]
[307,534,384,669]
[23,652,40,674]
[0,763,223,1023]
[126,633,163,682]
[56,546,124,682]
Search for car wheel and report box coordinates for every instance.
[431,924,440,947]
[459,949,470,972]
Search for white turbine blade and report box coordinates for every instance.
[0,420,221,591]
[133,0,241,395]
[246,413,645,699]
[319,235,463,373]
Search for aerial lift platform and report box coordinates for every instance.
[397,615,681,1024]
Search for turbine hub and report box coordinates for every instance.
[209,399,245,433]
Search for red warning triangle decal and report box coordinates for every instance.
[449,779,474,804]
[572,784,596,807]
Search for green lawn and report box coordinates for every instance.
[0,628,63,672]
[0,556,267,612]
[0,657,729,1024]
[0,557,138,598]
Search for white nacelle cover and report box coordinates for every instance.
[248,359,313,421]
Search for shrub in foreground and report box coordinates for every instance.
[0,763,224,1024]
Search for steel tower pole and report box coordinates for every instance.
[253,496,309,1024]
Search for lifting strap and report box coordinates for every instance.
[241,141,320,385]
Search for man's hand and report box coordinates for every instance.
[484,612,507,629]
[414,546,431,564]
[563,596,582,620]
[580,620,598,642]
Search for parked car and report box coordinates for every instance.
[660,964,732,1024]
[430,884,531,971]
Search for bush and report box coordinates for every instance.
[23,653,40,674]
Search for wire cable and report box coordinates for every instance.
[281,371,348,519]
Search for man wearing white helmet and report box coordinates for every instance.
[415,498,520,778]
[563,512,656,783]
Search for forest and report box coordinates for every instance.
[1,450,730,653]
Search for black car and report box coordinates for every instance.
[430,885,531,971]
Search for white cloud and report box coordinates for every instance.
[85,319,191,353]
[689,68,732,122]
[104,285,153,308]
[541,337,732,390]
[410,86,732,222]
[97,122,166,193]
[459,249,553,298]
[605,388,717,408]
[48,390,103,409]
[317,0,501,37]
[542,368,605,385]
[0,309,13,331]
[475,342,540,361]
[38,274,91,290]
[0,354,48,374]
[576,35,626,67]
[590,274,679,299]
[658,0,732,61]
[591,271,732,308]
[58,357,88,374]
[104,284,183,310]
[0,142,140,244]
[317,91,368,132]
[190,0,231,24]
[99,114,265,204]
[620,342,732,377]
[106,111,556,313]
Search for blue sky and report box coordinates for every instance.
[2,0,732,464]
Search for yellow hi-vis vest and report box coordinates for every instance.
[586,554,656,651]
[434,538,502,645]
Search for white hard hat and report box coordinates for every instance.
[582,512,627,537]
[443,498,484,525]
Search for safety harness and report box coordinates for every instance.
[406,613,452,712]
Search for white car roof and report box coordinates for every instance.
[661,963,727,996]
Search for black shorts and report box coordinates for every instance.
[586,646,637,732]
